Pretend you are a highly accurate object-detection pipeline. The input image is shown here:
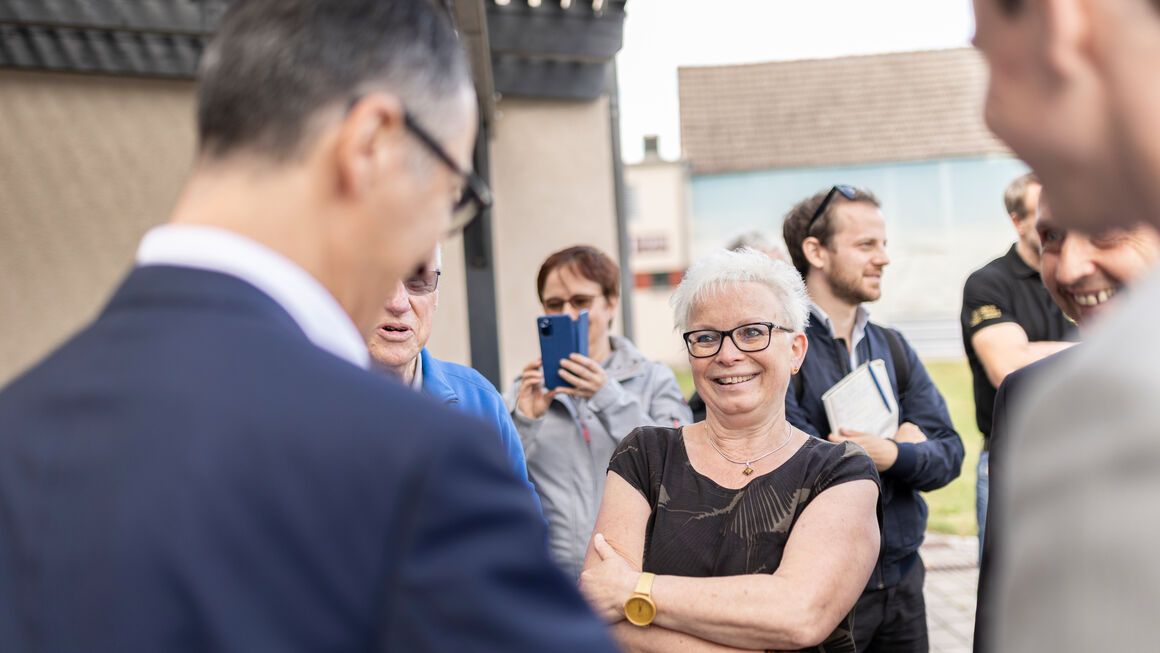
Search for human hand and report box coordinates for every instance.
[556,353,608,399]
[515,358,562,419]
[829,428,899,471]
[894,422,927,444]
[578,533,636,624]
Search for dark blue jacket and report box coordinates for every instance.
[0,266,615,653]
[419,348,541,511]
[786,318,963,590]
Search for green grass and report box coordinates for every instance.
[671,360,981,536]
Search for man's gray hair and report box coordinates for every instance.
[726,230,775,252]
[197,0,471,162]
[670,248,810,334]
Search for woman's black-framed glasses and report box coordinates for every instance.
[402,113,493,235]
[403,268,440,296]
[806,184,859,233]
[682,321,793,359]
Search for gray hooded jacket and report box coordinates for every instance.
[506,335,692,579]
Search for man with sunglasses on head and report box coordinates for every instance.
[365,246,538,505]
[782,186,963,653]
[0,1,616,652]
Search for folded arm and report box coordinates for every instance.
[972,323,1075,388]
[580,472,879,651]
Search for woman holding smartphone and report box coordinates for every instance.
[508,245,692,580]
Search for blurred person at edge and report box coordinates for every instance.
[579,248,881,653]
[960,172,1077,552]
[782,185,964,653]
[365,244,540,508]
[973,189,1160,652]
[507,245,692,580]
[972,0,1160,650]
[0,1,618,651]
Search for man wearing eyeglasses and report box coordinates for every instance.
[781,186,964,653]
[365,246,538,505]
[0,1,616,652]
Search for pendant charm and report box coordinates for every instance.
[743,466,754,476]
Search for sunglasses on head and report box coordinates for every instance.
[806,184,860,233]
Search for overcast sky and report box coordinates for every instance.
[615,0,977,162]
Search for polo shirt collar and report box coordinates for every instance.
[1005,243,1041,280]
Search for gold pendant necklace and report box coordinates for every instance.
[706,422,794,475]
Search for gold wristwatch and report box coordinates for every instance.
[623,572,657,626]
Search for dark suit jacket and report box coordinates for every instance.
[974,348,1075,653]
[0,266,616,653]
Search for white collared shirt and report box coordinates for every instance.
[136,224,370,369]
[809,301,870,371]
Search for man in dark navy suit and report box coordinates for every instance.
[0,1,617,652]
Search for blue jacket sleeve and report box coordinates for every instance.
[885,337,964,492]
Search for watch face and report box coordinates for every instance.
[625,596,656,626]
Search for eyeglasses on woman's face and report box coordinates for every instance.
[682,321,794,359]
[542,294,596,314]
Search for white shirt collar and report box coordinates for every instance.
[135,224,370,369]
[809,301,870,368]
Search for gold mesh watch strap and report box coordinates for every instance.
[633,572,656,596]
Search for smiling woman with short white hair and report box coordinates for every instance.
[579,248,882,653]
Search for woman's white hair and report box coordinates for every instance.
[670,248,810,333]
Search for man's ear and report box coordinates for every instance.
[1041,0,1096,80]
[801,236,828,270]
[334,93,407,198]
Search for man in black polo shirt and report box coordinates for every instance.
[960,172,1078,549]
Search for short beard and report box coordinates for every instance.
[828,273,880,306]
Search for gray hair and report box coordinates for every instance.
[196,0,471,162]
[726,230,775,252]
[670,248,810,334]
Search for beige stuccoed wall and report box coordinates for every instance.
[0,69,474,386]
[489,96,621,391]
[0,70,195,385]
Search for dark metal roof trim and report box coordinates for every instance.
[0,24,206,77]
[0,0,228,35]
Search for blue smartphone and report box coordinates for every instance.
[538,310,589,390]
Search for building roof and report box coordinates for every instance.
[678,48,1010,176]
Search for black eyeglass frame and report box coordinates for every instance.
[403,269,441,296]
[401,113,493,234]
[805,184,859,234]
[681,321,794,359]
[345,95,493,234]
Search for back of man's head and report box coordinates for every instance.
[196,0,471,163]
[781,186,880,278]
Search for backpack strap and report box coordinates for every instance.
[882,326,910,403]
[793,325,911,405]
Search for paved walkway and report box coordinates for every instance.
[920,531,979,653]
